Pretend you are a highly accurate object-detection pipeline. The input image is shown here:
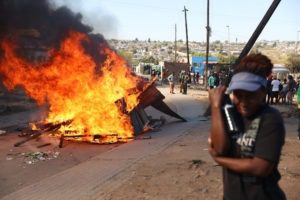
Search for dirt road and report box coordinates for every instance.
[0,85,299,200]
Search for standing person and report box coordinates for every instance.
[182,71,189,95]
[167,72,175,94]
[208,53,286,200]
[214,72,220,87]
[297,85,300,140]
[286,75,296,105]
[196,72,200,84]
[266,75,273,104]
[187,70,192,84]
[279,78,288,104]
[208,73,216,89]
[150,70,156,81]
[271,76,281,104]
[179,70,184,93]
[192,72,196,84]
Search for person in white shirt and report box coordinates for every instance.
[271,76,281,104]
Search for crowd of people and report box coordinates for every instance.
[166,70,222,95]
[266,74,298,105]
[167,70,192,95]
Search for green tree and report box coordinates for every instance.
[228,54,238,64]
[117,50,133,65]
[250,48,260,54]
[217,54,228,63]
[211,41,222,51]
[139,56,159,65]
[178,46,187,52]
[286,53,300,73]
[192,52,207,57]
[132,49,138,54]
[216,53,237,64]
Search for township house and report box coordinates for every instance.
[191,56,218,75]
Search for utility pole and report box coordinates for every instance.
[296,31,300,54]
[183,6,190,68]
[204,0,210,88]
[175,24,177,62]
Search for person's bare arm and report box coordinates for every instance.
[209,147,274,176]
[208,86,230,155]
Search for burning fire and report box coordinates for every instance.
[0,31,142,143]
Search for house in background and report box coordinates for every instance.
[191,56,218,75]
[272,64,290,80]
[163,62,190,75]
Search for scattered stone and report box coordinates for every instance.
[287,170,300,177]
[23,151,60,164]
[199,116,209,121]
[135,135,152,140]
[6,157,13,161]
[0,130,6,135]
[192,159,205,165]
[201,188,208,193]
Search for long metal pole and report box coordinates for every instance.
[202,0,281,118]
[204,0,210,88]
[183,6,190,68]
[236,0,281,64]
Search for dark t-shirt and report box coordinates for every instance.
[288,79,296,92]
[266,79,272,94]
[223,105,286,200]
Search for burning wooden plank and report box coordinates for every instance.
[33,120,73,131]
[14,130,44,147]
[14,120,73,147]
[137,82,186,122]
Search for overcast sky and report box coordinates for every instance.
[53,0,300,42]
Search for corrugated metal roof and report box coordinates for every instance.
[273,64,290,73]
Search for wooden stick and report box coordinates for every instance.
[59,134,64,148]
[14,131,43,147]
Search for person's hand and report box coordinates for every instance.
[208,136,212,147]
[209,146,218,158]
[208,137,217,158]
[208,85,227,108]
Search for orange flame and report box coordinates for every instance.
[0,31,141,143]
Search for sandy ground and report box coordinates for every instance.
[99,87,300,200]
[0,85,299,200]
[100,121,300,200]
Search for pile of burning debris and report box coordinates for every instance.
[0,0,185,147]
[14,80,185,147]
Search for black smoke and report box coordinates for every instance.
[0,0,109,65]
